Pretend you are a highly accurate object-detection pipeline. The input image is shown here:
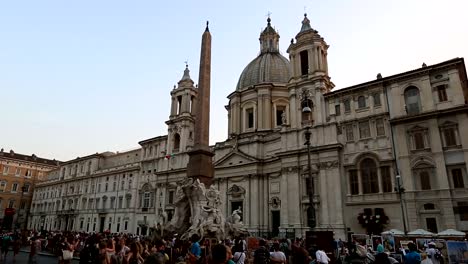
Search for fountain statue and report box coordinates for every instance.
[164,178,248,241]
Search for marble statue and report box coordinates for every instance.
[164,177,248,241]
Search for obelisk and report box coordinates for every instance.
[187,22,214,187]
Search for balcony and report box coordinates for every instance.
[137,220,148,226]
[97,208,109,214]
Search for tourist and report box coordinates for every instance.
[187,234,201,264]
[402,242,421,264]
[254,239,271,264]
[426,242,442,264]
[127,241,145,264]
[12,235,21,262]
[144,239,168,264]
[28,236,41,264]
[291,238,309,264]
[315,246,330,264]
[421,252,434,264]
[270,242,287,264]
[374,244,391,264]
[232,241,246,264]
[211,244,229,264]
[2,232,12,261]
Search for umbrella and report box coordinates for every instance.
[407,229,435,236]
[437,229,466,237]
[382,229,405,235]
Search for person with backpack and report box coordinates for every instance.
[232,242,246,264]
[2,233,12,261]
[426,242,444,264]
[254,239,270,264]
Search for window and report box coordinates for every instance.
[414,132,425,150]
[426,218,438,233]
[344,100,351,112]
[300,50,309,75]
[456,202,468,221]
[358,96,366,108]
[381,166,392,193]
[0,181,6,192]
[246,108,254,129]
[174,133,181,152]
[437,85,447,102]
[349,170,359,195]
[11,183,18,192]
[23,184,30,193]
[177,95,182,115]
[105,183,108,192]
[420,171,431,190]
[121,180,125,191]
[424,203,435,210]
[452,169,464,188]
[3,166,9,175]
[15,168,21,176]
[118,197,123,209]
[404,86,421,114]
[361,159,379,194]
[359,121,371,139]
[346,125,354,142]
[376,118,385,136]
[8,200,15,208]
[443,127,457,147]
[126,197,131,208]
[124,221,128,230]
[168,191,175,204]
[110,197,115,209]
[335,105,341,116]
[373,93,381,106]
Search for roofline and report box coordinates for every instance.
[324,58,464,97]
[0,151,60,167]
[138,135,168,145]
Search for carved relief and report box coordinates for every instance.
[270,182,280,193]
[227,184,246,198]
[269,196,281,209]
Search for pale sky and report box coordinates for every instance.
[1,0,467,161]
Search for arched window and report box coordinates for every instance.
[420,171,431,190]
[404,86,421,114]
[174,133,181,152]
[361,158,379,194]
[358,96,366,108]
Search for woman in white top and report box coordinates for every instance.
[270,243,287,264]
[232,242,246,264]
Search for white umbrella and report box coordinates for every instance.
[437,229,466,237]
[382,229,405,235]
[407,229,435,237]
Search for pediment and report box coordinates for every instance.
[214,150,258,167]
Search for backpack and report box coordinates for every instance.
[280,242,290,255]
[435,250,444,264]
[254,246,271,264]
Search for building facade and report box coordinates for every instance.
[30,15,468,239]
[0,149,59,229]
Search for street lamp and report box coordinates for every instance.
[395,175,408,235]
[302,91,316,229]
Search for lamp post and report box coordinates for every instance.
[302,91,316,229]
[395,175,408,235]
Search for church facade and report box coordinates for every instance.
[30,15,468,239]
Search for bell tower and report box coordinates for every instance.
[287,14,334,128]
[165,64,197,154]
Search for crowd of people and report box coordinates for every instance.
[0,230,448,264]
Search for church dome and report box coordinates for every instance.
[236,18,291,91]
